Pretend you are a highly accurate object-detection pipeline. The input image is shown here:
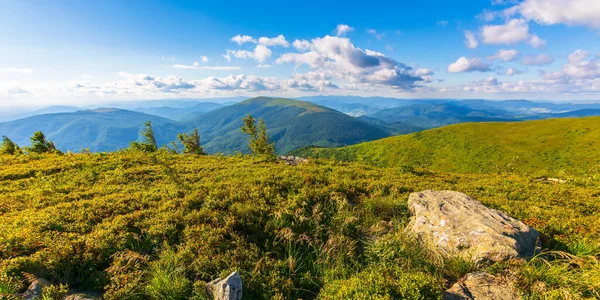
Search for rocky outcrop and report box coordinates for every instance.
[408,190,540,263]
[21,278,51,300]
[206,271,243,300]
[444,272,519,300]
[279,155,307,166]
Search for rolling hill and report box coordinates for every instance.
[131,102,224,121]
[0,108,185,152]
[293,116,600,175]
[188,97,416,154]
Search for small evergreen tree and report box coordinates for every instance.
[130,121,158,152]
[0,136,21,155]
[27,131,60,154]
[177,129,205,155]
[241,115,276,160]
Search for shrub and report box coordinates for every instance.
[241,115,276,161]
[41,283,69,300]
[144,247,191,300]
[177,129,205,155]
[0,272,22,295]
[0,136,21,155]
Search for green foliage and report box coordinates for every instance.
[177,129,205,155]
[0,153,598,299]
[41,283,69,300]
[0,273,22,295]
[0,136,21,155]
[295,116,600,176]
[25,131,60,154]
[130,121,158,152]
[241,115,276,160]
[319,265,442,299]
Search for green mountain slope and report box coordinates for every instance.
[0,108,185,152]
[293,117,600,175]
[188,97,416,154]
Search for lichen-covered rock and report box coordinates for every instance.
[21,278,51,300]
[408,190,540,263]
[206,271,242,300]
[444,272,520,300]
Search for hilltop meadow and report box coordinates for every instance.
[0,150,599,299]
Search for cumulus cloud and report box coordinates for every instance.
[447,57,491,73]
[201,56,209,63]
[230,35,256,45]
[226,45,272,62]
[522,54,554,65]
[275,35,428,90]
[488,49,519,62]
[481,19,545,47]
[0,67,34,74]
[464,31,479,49]
[292,39,310,51]
[504,67,524,75]
[335,24,354,36]
[514,0,600,29]
[258,35,289,47]
[563,49,600,79]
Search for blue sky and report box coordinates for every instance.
[1,0,599,108]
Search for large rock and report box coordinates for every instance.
[206,271,242,300]
[408,190,540,263]
[444,272,520,300]
[21,278,51,300]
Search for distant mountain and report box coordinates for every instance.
[131,102,224,121]
[367,103,515,129]
[522,109,600,120]
[0,105,81,122]
[187,97,409,154]
[0,108,185,152]
[293,116,600,175]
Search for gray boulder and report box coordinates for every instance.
[21,278,51,300]
[206,271,242,300]
[408,190,540,263]
[444,272,520,300]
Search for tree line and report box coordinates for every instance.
[0,115,277,160]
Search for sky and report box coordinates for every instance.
[1,0,600,108]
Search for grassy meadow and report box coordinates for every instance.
[0,151,599,299]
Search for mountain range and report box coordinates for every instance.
[2,96,600,154]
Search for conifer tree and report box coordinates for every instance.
[241,115,276,160]
[0,136,21,155]
[177,128,205,155]
[130,121,158,152]
[27,131,60,154]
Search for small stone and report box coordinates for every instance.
[206,271,242,300]
[444,272,520,300]
[21,278,51,300]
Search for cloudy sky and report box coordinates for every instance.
[1,0,600,108]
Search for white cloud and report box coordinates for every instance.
[201,56,209,63]
[6,87,31,94]
[173,62,241,71]
[563,49,600,79]
[464,31,479,49]
[257,64,272,68]
[481,19,545,47]
[230,35,256,45]
[0,67,34,74]
[258,35,289,47]
[504,67,523,75]
[522,54,554,65]
[488,49,519,62]
[292,39,310,51]
[226,45,272,62]
[276,35,429,90]
[367,29,385,40]
[515,0,600,29]
[335,24,354,36]
[447,57,491,73]
[437,20,449,26]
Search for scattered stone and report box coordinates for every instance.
[534,177,566,184]
[21,278,51,300]
[444,272,520,300]
[206,271,243,300]
[64,291,102,300]
[279,155,307,166]
[408,190,540,263]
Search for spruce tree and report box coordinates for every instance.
[27,131,59,154]
[177,128,204,155]
[241,115,276,160]
[130,121,158,152]
[0,136,21,155]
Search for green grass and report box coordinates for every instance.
[0,152,599,299]
[293,116,600,176]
